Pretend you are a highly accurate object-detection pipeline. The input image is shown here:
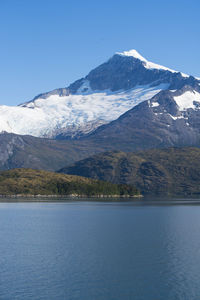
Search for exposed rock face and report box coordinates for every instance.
[0,134,25,167]
[21,88,70,105]
[81,54,197,92]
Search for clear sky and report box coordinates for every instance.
[0,0,200,105]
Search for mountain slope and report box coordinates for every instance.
[0,132,101,171]
[59,147,200,196]
[0,49,198,139]
[83,85,200,151]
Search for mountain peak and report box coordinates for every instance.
[116,49,147,62]
[116,49,189,77]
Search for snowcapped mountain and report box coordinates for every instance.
[0,49,199,139]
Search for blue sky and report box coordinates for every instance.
[0,0,200,105]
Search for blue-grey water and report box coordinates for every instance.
[0,199,200,300]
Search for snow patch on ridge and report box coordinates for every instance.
[169,114,186,120]
[151,102,159,107]
[174,90,200,111]
[0,83,169,138]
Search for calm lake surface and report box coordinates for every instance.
[0,199,200,300]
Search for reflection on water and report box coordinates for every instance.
[0,200,200,300]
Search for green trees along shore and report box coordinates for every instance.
[0,168,140,197]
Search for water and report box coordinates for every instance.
[0,199,200,300]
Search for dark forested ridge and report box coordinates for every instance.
[0,168,140,197]
[59,147,200,196]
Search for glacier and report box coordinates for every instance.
[0,83,169,138]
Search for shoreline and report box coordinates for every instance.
[0,194,143,200]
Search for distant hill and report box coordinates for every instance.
[0,132,103,171]
[0,168,140,197]
[59,147,200,196]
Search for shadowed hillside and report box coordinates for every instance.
[59,147,200,196]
